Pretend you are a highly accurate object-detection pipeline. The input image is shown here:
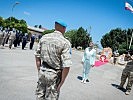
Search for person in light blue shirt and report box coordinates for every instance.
[81,42,96,83]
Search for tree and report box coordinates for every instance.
[34,25,43,29]
[65,27,91,49]
[34,25,38,28]
[0,16,4,27]
[39,25,42,28]
[42,29,55,35]
[64,29,77,47]
[101,28,133,54]
[1,17,28,33]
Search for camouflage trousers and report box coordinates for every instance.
[120,71,133,92]
[36,67,61,100]
[9,39,15,49]
[0,37,3,45]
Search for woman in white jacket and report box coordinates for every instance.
[81,42,96,83]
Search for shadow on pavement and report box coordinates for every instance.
[77,76,89,82]
[77,76,82,80]
[111,83,126,92]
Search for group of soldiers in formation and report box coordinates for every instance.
[0,26,36,50]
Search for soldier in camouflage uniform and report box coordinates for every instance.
[8,29,16,49]
[1,28,10,47]
[0,27,3,46]
[118,53,133,95]
[34,20,72,100]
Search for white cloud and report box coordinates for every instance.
[24,11,31,16]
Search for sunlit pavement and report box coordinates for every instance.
[0,42,133,100]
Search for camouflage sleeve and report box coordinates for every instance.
[34,41,41,58]
[61,42,72,68]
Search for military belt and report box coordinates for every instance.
[42,61,61,72]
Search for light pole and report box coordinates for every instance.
[12,2,20,14]
[10,2,20,28]
[126,31,129,50]
[95,41,99,54]
[87,26,92,41]
[129,31,133,50]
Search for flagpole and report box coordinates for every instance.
[129,31,133,49]
[126,31,128,49]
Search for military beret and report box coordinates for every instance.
[55,20,67,27]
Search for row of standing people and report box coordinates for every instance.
[0,27,35,50]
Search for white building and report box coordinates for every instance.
[27,25,47,36]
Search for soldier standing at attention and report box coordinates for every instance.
[34,20,72,100]
[118,52,133,95]
[1,28,8,47]
[29,34,35,50]
[22,34,27,50]
[8,29,16,49]
[0,27,3,46]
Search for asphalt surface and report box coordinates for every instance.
[0,42,133,100]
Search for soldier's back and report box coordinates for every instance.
[40,31,71,69]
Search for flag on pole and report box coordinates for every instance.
[125,2,133,12]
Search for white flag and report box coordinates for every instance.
[125,2,133,12]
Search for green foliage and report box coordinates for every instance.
[42,29,55,35]
[34,25,38,28]
[130,45,133,50]
[65,27,91,49]
[0,16,27,33]
[101,28,133,53]
[118,49,126,55]
[0,16,4,26]
[65,29,77,46]
[34,25,43,29]
[39,25,42,28]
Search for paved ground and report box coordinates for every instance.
[0,42,133,100]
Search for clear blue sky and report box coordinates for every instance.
[0,0,133,44]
